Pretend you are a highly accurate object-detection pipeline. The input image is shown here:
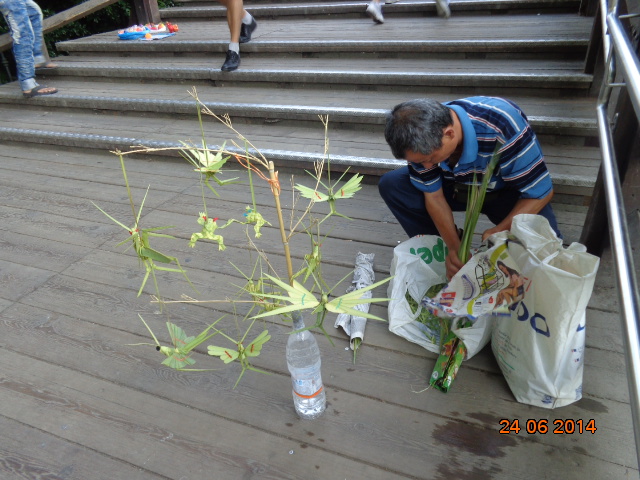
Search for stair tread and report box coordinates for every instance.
[60,14,592,48]
[1,0,599,207]
[39,54,590,75]
[162,0,582,16]
[0,104,599,188]
[0,78,599,123]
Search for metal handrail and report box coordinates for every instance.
[597,0,640,470]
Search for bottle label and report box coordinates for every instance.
[292,369,323,398]
[293,384,324,399]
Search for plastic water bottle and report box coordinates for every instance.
[286,312,326,419]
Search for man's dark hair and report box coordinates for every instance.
[384,99,453,159]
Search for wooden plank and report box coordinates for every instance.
[57,14,593,45]
[0,416,161,480]
[0,143,595,213]
[13,239,624,404]
[588,247,621,313]
[0,203,122,250]
[0,77,600,121]
[0,146,197,195]
[0,144,634,476]
[0,297,13,315]
[0,197,611,348]
[0,170,583,279]
[0,106,599,184]
[0,229,93,274]
[0,144,590,247]
[29,52,591,74]
[0,350,411,479]
[0,259,56,302]
[3,289,636,473]
[7,218,616,378]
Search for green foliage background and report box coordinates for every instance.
[0,0,175,83]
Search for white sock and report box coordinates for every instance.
[242,12,253,25]
[229,42,239,54]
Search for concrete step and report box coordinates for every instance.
[0,78,598,138]
[162,0,583,19]
[57,14,592,60]
[9,0,597,215]
[37,56,593,93]
[0,102,598,203]
[58,38,589,58]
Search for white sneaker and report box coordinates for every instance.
[435,0,451,18]
[366,2,384,24]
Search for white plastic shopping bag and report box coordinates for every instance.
[451,314,495,361]
[387,235,494,359]
[491,214,600,408]
[420,232,526,359]
[387,235,449,354]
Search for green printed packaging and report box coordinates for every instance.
[429,321,471,392]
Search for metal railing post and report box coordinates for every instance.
[596,5,640,470]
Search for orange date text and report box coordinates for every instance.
[498,419,597,434]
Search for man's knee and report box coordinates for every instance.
[378,169,393,196]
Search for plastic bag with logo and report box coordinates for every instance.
[490,214,600,408]
[419,231,524,360]
[387,235,452,354]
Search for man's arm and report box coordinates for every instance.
[481,190,554,241]
[424,189,463,279]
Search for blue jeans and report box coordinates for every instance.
[0,0,45,91]
[378,166,563,240]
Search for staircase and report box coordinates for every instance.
[0,0,598,241]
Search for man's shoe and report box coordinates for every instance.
[435,0,451,18]
[239,18,257,43]
[366,2,384,24]
[221,50,240,71]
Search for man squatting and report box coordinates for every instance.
[379,96,562,279]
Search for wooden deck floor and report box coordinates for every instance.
[0,140,636,479]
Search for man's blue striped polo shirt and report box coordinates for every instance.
[408,96,553,200]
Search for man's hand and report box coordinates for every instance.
[424,190,462,279]
[445,249,466,280]
[483,192,554,242]
[481,226,503,242]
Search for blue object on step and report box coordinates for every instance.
[118,29,149,40]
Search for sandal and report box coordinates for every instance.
[23,85,58,98]
[35,62,57,69]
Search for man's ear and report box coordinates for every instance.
[442,125,456,141]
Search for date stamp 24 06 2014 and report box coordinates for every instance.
[499,419,597,435]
